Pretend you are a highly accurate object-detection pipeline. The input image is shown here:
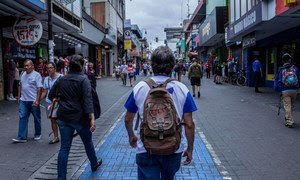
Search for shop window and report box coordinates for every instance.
[267,49,275,75]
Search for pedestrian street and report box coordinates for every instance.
[78,115,222,180]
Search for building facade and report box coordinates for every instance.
[0,0,108,101]
[226,0,300,87]
[84,0,125,76]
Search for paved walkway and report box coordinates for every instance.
[79,115,222,180]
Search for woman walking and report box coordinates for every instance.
[49,55,102,180]
[41,62,62,144]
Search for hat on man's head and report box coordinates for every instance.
[282,53,292,63]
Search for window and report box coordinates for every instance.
[235,0,241,20]
[241,0,247,16]
[247,0,252,11]
[230,0,235,23]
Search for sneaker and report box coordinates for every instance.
[198,92,200,98]
[285,123,294,128]
[8,96,17,101]
[91,159,103,172]
[34,135,42,141]
[12,138,27,143]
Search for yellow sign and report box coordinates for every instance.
[124,40,132,50]
[284,0,296,6]
[143,53,147,59]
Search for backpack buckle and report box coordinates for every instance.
[158,125,164,140]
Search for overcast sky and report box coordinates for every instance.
[125,0,199,49]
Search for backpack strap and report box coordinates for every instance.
[144,78,158,89]
[162,78,177,87]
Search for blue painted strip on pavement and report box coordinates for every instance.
[79,120,222,179]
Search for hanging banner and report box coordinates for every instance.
[124,40,132,50]
[13,15,43,46]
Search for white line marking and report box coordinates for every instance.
[197,128,232,180]
[95,111,126,151]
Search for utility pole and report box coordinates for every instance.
[48,0,54,62]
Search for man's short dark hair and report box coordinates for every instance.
[151,46,175,75]
[69,55,84,72]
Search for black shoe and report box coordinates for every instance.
[255,90,262,93]
[198,92,200,98]
[193,94,195,97]
[92,159,103,172]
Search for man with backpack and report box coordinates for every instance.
[124,46,197,180]
[275,53,300,128]
[188,58,203,98]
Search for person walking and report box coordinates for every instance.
[49,55,102,179]
[252,57,263,93]
[12,60,43,143]
[121,61,128,86]
[275,53,300,128]
[124,46,197,180]
[188,58,203,98]
[128,62,135,87]
[7,59,17,100]
[215,62,222,85]
[142,62,148,76]
[227,59,234,84]
[205,61,211,79]
[40,62,62,144]
[175,60,184,82]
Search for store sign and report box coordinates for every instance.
[124,40,132,50]
[27,0,46,10]
[226,3,262,42]
[124,19,131,28]
[202,22,211,37]
[124,29,131,40]
[243,36,256,48]
[13,15,43,46]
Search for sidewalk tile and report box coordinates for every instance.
[79,120,222,179]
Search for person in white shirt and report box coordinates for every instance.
[12,60,43,143]
[124,46,197,179]
[120,62,128,86]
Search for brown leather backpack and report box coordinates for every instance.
[136,78,182,155]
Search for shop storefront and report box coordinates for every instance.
[1,15,47,100]
[199,7,228,63]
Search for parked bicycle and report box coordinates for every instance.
[232,70,247,86]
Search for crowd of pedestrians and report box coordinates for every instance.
[10,55,101,179]
[7,44,300,180]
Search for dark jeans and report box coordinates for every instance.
[254,72,261,92]
[18,101,41,140]
[136,153,182,180]
[57,120,98,180]
[122,73,127,85]
[206,69,211,79]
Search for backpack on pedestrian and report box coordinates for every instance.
[136,78,182,155]
[282,65,298,89]
[190,64,203,78]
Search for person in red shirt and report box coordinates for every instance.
[127,62,135,87]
